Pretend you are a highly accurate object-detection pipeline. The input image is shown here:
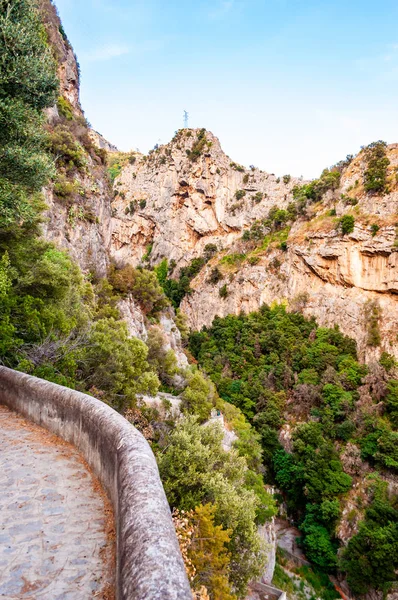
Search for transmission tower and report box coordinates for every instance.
[183,110,189,129]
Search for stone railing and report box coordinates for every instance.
[0,366,191,600]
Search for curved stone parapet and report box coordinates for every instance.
[0,366,191,600]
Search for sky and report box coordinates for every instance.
[54,0,398,178]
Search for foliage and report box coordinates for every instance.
[370,223,379,237]
[0,0,58,227]
[341,480,398,595]
[158,416,266,596]
[157,256,212,308]
[207,267,223,285]
[81,318,159,411]
[188,305,394,572]
[109,263,169,314]
[48,124,86,171]
[180,369,217,421]
[187,129,209,161]
[219,284,228,299]
[173,504,237,600]
[146,327,178,385]
[292,169,340,208]
[339,215,355,235]
[235,189,246,200]
[363,141,390,194]
[364,300,381,347]
[56,96,74,120]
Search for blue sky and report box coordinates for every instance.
[55,0,398,178]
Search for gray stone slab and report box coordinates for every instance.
[0,406,114,599]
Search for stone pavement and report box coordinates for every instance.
[0,405,115,599]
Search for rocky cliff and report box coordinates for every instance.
[110,134,398,360]
[39,0,113,277]
[110,129,302,268]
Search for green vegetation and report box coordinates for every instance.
[186,128,209,161]
[235,189,246,200]
[219,284,228,298]
[0,0,58,228]
[339,214,355,235]
[155,247,219,307]
[341,479,398,595]
[158,415,274,595]
[370,223,380,236]
[292,168,341,212]
[364,300,381,347]
[363,140,390,194]
[230,162,245,172]
[190,305,398,592]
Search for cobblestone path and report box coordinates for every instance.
[0,405,114,599]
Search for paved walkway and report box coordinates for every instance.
[0,405,115,599]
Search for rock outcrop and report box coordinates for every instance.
[110,131,398,360]
[182,221,398,360]
[110,129,302,269]
[39,0,113,277]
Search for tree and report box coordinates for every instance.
[341,481,398,595]
[180,369,216,422]
[82,318,160,411]
[0,0,58,227]
[189,504,237,600]
[158,417,265,596]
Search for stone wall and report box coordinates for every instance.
[0,366,191,600]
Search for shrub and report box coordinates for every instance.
[186,128,208,161]
[48,125,86,171]
[109,264,168,314]
[219,284,228,298]
[341,481,398,595]
[53,174,77,201]
[363,141,390,194]
[158,416,265,596]
[370,223,379,237]
[230,162,245,172]
[283,174,291,185]
[253,192,263,204]
[220,253,246,266]
[230,202,243,214]
[339,215,355,235]
[203,243,218,261]
[180,370,216,421]
[364,300,381,347]
[235,189,246,200]
[56,96,74,120]
[207,267,223,285]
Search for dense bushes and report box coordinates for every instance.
[363,140,390,194]
[109,263,169,314]
[339,214,355,235]
[341,480,398,594]
[189,305,398,590]
[158,416,268,596]
[0,0,58,227]
[292,168,340,208]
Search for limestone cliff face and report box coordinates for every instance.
[39,0,113,277]
[39,0,82,115]
[110,129,302,269]
[178,146,398,360]
[181,222,398,360]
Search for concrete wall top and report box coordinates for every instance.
[0,366,191,600]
